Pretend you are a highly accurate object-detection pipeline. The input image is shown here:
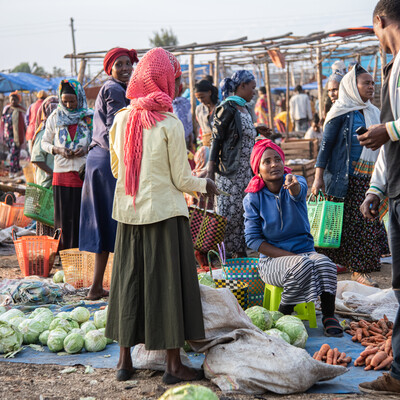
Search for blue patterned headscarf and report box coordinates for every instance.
[220,70,255,99]
[56,79,93,126]
[328,72,344,84]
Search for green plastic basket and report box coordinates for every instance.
[307,192,344,248]
[23,183,54,227]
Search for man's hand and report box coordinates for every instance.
[358,124,389,151]
[256,125,273,138]
[360,193,380,220]
[283,174,300,196]
[311,177,325,196]
[205,178,219,197]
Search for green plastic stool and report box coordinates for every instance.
[263,284,317,328]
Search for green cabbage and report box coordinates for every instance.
[28,307,51,319]
[19,318,46,344]
[98,328,113,344]
[0,309,24,323]
[56,311,71,319]
[8,316,25,329]
[264,328,291,344]
[245,306,273,331]
[70,307,90,324]
[53,270,65,283]
[198,273,216,288]
[274,316,308,348]
[39,330,50,345]
[159,384,218,400]
[49,318,75,333]
[269,311,284,326]
[93,310,107,329]
[70,328,85,336]
[32,310,54,331]
[64,332,84,354]
[80,321,97,334]
[47,328,68,352]
[0,321,23,354]
[84,330,107,352]
[0,306,7,315]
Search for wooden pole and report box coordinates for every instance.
[83,68,104,89]
[285,62,290,136]
[70,18,77,75]
[189,54,197,140]
[372,53,378,82]
[263,62,274,130]
[316,46,324,120]
[214,52,220,87]
[379,47,387,84]
[77,59,87,84]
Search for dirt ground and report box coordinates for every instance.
[0,252,395,400]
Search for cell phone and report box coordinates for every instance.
[356,126,368,135]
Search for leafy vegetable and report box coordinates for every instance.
[53,270,65,284]
[274,316,308,348]
[70,307,90,324]
[0,306,7,315]
[8,316,25,329]
[39,330,50,345]
[159,384,218,399]
[56,311,71,320]
[64,332,84,354]
[84,330,107,352]
[198,274,216,288]
[93,310,107,329]
[264,328,291,344]
[49,318,74,333]
[0,309,24,323]
[245,306,273,331]
[32,309,54,331]
[269,311,284,326]
[47,328,68,352]
[19,318,46,344]
[0,321,23,354]
[80,321,97,334]
[98,328,113,344]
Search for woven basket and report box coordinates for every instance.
[24,183,54,226]
[59,249,113,289]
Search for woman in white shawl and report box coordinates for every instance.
[312,64,389,287]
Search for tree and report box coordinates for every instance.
[12,62,31,73]
[11,62,48,76]
[31,62,47,77]
[52,66,66,77]
[149,28,178,48]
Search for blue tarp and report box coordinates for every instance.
[271,79,329,94]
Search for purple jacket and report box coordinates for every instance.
[91,78,129,150]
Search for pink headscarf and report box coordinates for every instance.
[245,139,292,193]
[124,48,182,204]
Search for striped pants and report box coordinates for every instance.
[258,252,337,305]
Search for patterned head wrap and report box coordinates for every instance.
[56,79,93,126]
[124,48,181,205]
[220,70,255,99]
[33,95,58,143]
[245,139,292,193]
[103,47,139,76]
[327,72,344,84]
[9,91,22,102]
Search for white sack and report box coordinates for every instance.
[189,285,346,395]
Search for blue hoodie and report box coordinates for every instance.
[243,174,315,257]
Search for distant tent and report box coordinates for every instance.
[271,79,328,94]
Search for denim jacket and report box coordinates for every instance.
[315,111,354,198]
[209,101,251,177]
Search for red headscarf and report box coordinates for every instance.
[124,47,182,204]
[103,47,139,76]
[245,139,292,193]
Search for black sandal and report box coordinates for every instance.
[162,369,204,385]
[116,368,136,381]
[322,316,344,337]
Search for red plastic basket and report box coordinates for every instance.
[0,194,32,229]
[12,229,61,277]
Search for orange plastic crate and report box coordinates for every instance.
[0,195,32,229]
[13,229,61,277]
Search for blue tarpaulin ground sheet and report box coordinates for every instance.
[0,304,385,394]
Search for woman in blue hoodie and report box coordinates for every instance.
[243,139,342,337]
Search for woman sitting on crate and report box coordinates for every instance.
[311,64,389,287]
[41,79,93,250]
[243,139,342,337]
[30,96,58,236]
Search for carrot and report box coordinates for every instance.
[374,356,393,371]
[316,344,330,361]
[326,349,334,365]
[352,335,357,342]
[360,346,379,357]
[387,330,393,338]
[370,351,388,367]
[350,322,359,329]
[364,365,373,370]
[369,332,386,339]
[356,328,363,342]
[385,338,392,354]
[338,362,348,367]
[362,328,370,338]
[345,329,356,336]
[359,320,369,329]
[383,314,389,322]
[378,319,389,335]
[341,356,352,364]
[354,356,365,366]
[337,352,347,362]
[333,348,340,365]
[365,354,375,366]
[313,352,318,359]
[369,325,383,334]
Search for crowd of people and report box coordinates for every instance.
[0,0,399,394]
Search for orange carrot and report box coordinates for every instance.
[359,320,369,329]
[370,351,388,367]
[356,328,363,342]
[313,352,318,359]
[387,330,393,337]
[374,356,393,371]
[362,328,370,338]
[326,349,334,365]
[369,325,383,334]
[385,338,392,354]
[364,365,372,371]
[316,344,330,361]
[354,356,365,366]
[332,348,340,365]
[342,356,352,364]
[360,346,379,357]
[365,354,375,367]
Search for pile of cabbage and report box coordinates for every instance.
[244,306,308,348]
[159,384,218,400]
[0,305,112,354]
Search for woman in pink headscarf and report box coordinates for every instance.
[105,48,218,383]
[243,139,342,337]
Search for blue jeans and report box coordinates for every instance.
[388,197,400,380]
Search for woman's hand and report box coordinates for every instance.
[205,178,219,197]
[360,193,380,220]
[283,174,301,197]
[54,147,74,159]
[74,147,86,157]
[311,177,325,196]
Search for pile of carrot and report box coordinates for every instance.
[312,344,352,367]
[344,316,393,371]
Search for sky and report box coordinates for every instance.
[0,0,380,75]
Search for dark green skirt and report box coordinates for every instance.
[105,216,205,350]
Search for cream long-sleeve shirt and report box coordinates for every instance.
[110,108,208,225]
